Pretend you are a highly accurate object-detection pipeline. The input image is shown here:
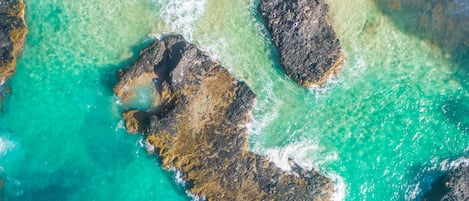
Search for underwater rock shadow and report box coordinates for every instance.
[98,39,155,95]
[2,161,84,201]
[405,155,469,201]
[442,96,469,134]
[373,0,469,73]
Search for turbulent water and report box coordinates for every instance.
[0,0,467,200]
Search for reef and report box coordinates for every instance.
[259,0,344,87]
[374,0,469,64]
[424,163,469,201]
[0,0,27,84]
[114,35,334,200]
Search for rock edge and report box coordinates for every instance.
[0,0,28,85]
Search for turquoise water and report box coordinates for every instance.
[0,1,189,200]
[1,0,468,200]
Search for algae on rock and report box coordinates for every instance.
[0,0,27,84]
[115,35,334,200]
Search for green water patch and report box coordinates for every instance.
[0,0,189,200]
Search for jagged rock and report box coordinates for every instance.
[114,35,334,200]
[0,0,27,84]
[259,0,344,87]
[374,0,469,64]
[122,110,152,134]
[424,164,469,201]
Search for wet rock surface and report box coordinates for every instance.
[424,164,469,201]
[259,0,344,87]
[114,35,334,200]
[0,0,27,84]
[374,0,469,65]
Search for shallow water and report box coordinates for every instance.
[0,0,468,200]
[0,0,188,200]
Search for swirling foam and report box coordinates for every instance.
[330,173,346,201]
[260,140,344,200]
[156,0,207,41]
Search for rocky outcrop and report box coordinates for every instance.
[374,0,469,64]
[114,35,334,200]
[0,0,27,84]
[424,164,469,201]
[259,0,344,87]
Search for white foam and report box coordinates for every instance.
[260,140,344,200]
[116,120,125,131]
[144,140,155,154]
[0,136,15,157]
[329,173,346,201]
[308,77,340,97]
[308,51,368,98]
[174,169,185,185]
[186,190,205,201]
[148,33,162,40]
[137,137,145,148]
[441,157,469,171]
[406,182,421,201]
[247,98,280,138]
[156,0,207,42]
[262,140,338,172]
[134,136,145,156]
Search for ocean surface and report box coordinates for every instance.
[0,0,467,200]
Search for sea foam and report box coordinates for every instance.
[0,136,15,157]
[330,172,346,201]
[156,0,207,41]
[441,156,469,171]
[258,140,344,200]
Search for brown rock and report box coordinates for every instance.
[0,0,27,84]
[114,35,334,200]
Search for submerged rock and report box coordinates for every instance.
[259,0,344,87]
[0,0,27,84]
[114,35,334,200]
[424,163,469,201]
[374,0,469,64]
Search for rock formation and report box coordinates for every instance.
[259,0,344,87]
[424,163,469,201]
[0,0,27,84]
[114,35,334,200]
[374,0,469,64]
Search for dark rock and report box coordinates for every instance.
[374,0,469,65]
[114,35,334,200]
[259,0,344,87]
[0,0,27,84]
[122,110,152,134]
[424,164,469,201]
